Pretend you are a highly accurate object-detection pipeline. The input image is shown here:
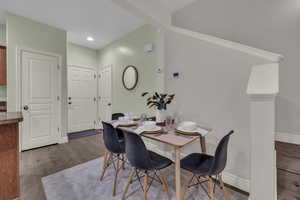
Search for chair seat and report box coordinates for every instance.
[148,151,173,170]
[180,153,214,175]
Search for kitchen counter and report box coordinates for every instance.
[0,112,23,125]
[0,112,23,200]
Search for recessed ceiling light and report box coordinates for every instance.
[86,36,94,42]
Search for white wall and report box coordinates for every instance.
[98,24,159,116]
[67,43,98,68]
[164,29,271,180]
[173,0,300,136]
[0,24,6,99]
[0,24,6,46]
[6,13,68,136]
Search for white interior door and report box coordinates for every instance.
[21,50,60,150]
[98,66,112,127]
[68,66,97,133]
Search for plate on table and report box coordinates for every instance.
[175,127,201,136]
[136,126,163,135]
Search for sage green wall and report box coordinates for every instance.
[0,24,6,46]
[67,43,98,68]
[6,13,68,136]
[98,24,159,116]
[0,24,6,98]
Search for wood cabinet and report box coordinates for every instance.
[276,142,300,199]
[0,46,6,85]
[0,112,23,200]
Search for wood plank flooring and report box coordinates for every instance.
[20,134,105,200]
[20,134,248,200]
[276,141,300,200]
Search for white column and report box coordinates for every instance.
[249,95,277,200]
[247,63,279,200]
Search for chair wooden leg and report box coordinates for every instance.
[219,174,228,200]
[112,156,120,196]
[183,173,194,200]
[100,152,112,181]
[156,171,171,200]
[121,154,125,169]
[208,177,215,200]
[121,168,136,200]
[143,171,149,200]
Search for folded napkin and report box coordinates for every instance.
[134,126,147,135]
[195,127,210,136]
[112,121,135,128]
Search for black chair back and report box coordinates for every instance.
[112,113,125,120]
[123,130,152,170]
[209,130,234,175]
[102,121,124,154]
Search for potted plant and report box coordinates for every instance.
[142,92,175,123]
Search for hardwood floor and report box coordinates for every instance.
[20,134,248,200]
[20,134,105,200]
[276,141,300,200]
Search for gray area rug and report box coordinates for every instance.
[42,157,247,200]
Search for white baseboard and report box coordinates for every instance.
[276,132,300,145]
[58,136,69,144]
[222,171,250,193]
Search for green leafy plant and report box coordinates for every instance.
[142,92,175,110]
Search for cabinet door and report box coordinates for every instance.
[0,46,6,85]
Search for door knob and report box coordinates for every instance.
[68,102,72,105]
[108,103,112,106]
[23,105,29,110]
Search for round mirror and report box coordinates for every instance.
[122,65,138,90]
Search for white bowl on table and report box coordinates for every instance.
[178,121,197,132]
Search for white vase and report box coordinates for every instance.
[156,109,166,123]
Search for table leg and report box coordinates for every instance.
[200,136,207,153]
[175,147,182,200]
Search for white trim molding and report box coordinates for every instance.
[222,171,250,193]
[247,63,279,200]
[58,136,69,144]
[276,132,300,145]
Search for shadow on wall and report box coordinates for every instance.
[276,96,300,134]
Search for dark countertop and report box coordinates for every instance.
[0,112,23,125]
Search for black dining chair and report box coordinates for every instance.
[100,121,126,196]
[121,130,173,200]
[180,130,234,200]
[112,113,125,140]
[112,113,125,120]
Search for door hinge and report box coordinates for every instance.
[94,120,96,125]
[58,127,60,132]
[57,65,60,70]
[57,96,60,101]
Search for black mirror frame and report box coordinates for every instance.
[122,65,138,90]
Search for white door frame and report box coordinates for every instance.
[16,47,63,149]
[98,65,112,129]
[67,64,97,132]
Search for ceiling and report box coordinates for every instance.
[0,0,195,49]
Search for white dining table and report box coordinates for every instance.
[107,120,211,200]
